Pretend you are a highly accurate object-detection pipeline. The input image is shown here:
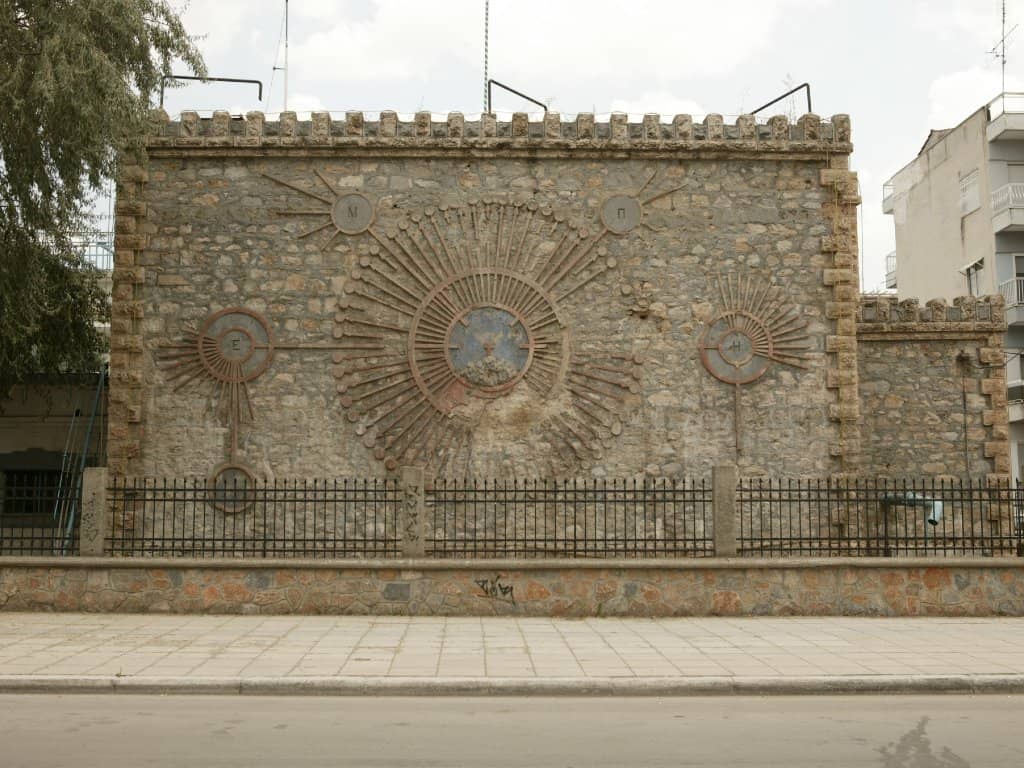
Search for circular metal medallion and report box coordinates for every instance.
[330,192,375,235]
[208,463,257,514]
[197,308,274,383]
[446,306,533,394]
[601,195,643,235]
[699,313,772,385]
[407,268,563,412]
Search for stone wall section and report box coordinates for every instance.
[107,160,149,477]
[147,109,852,151]
[857,295,1009,479]
[2,558,1022,616]
[819,117,862,476]
[117,110,852,482]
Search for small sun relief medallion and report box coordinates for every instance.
[699,274,811,452]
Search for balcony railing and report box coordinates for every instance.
[992,183,1024,214]
[988,92,1024,119]
[882,182,895,214]
[999,277,1024,307]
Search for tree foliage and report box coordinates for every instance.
[0,0,204,397]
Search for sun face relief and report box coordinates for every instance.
[447,306,532,394]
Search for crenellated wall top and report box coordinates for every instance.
[144,109,852,154]
[858,295,1006,333]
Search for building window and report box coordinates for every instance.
[0,471,62,523]
[966,262,984,296]
[960,170,980,215]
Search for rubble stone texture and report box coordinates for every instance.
[2,560,1022,617]
[107,111,1008,487]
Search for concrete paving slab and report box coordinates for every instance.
[3,613,1024,695]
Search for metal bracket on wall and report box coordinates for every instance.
[159,75,264,109]
[486,79,548,114]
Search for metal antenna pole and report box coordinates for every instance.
[483,0,489,112]
[284,0,289,111]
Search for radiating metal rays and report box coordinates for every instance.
[699,273,812,454]
[157,308,275,459]
[330,198,644,474]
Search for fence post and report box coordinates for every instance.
[712,465,738,557]
[79,467,109,557]
[400,466,426,558]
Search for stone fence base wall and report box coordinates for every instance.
[1,558,1022,617]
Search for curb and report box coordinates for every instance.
[2,674,1024,696]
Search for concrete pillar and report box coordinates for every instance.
[712,465,737,557]
[400,466,426,558]
[79,467,109,556]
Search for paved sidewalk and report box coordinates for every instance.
[2,613,1024,695]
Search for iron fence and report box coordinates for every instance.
[106,478,399,557]
[4,473,1022,559]
[426,478,714,558]
[737,478,1023,558]
[0,471,80,556]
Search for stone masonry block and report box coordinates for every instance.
[211,111,230,136]
[379,111,398,137]
[311,111,331,139]
[798,113,820,140]
[114,200,147,219]
[114,234,147,250]
[829,403,860,422]
[119,165,149,183]
[345,111,364,137]
[414,111,431,137]
[610,113,628,141]
[280,111,297,137]
[511,112,528,138]
[179,111,199,137]
[736,114,755,139]
[979,348,1003,365]
[642,114,660,140]
[245,111,265,137]
[576,113,595,140]
[704,114,724,140]
[447,112,465,138]
[672,114,693,139]
[831,114,852,142]
[823,268,853,286]
[825,335,856,353]
[544,112,561,139]
[768,115,789,139]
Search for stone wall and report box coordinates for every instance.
[857,295,1008,478]
[2,557,1022,616]
[107,108,1009,491]
[111,110,860,485]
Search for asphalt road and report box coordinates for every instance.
[1,694,1021,767]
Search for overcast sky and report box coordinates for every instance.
[159,0,1024,292]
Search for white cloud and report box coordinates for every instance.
[283,92,326,114]
[913,0,1006,45]
[926,66,1022,127]
[287,0,836,90]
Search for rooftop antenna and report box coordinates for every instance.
[989,0,1018,108]
[272,0,289,111]
[483,0,489,112]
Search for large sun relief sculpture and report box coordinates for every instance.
[260,168,682,475]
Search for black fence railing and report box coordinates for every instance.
[0,471,80,556]
[426,478,714,558]
[107,478,399,557]
[737,478,1023,558]
[5,474,1022,560]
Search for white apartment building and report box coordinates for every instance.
[883,93,1024,480]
